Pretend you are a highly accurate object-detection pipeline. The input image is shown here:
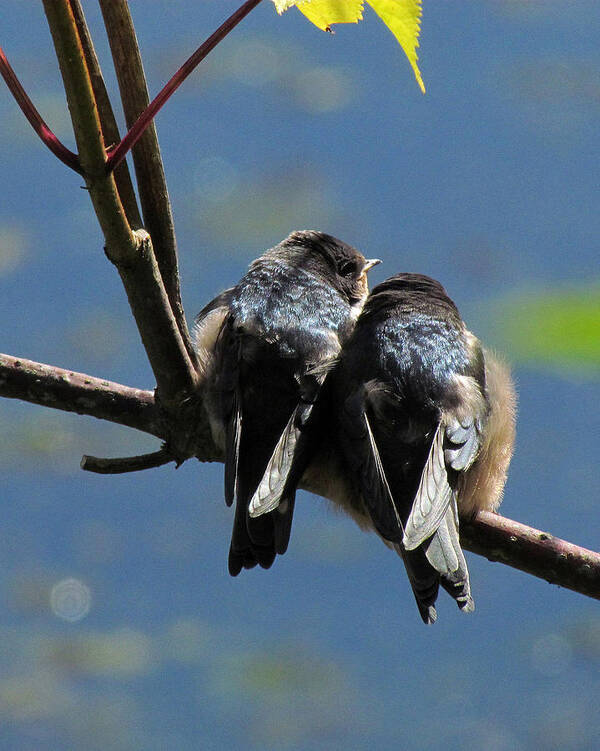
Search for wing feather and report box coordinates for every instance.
[403,422,452,550]
[219,322,243,508]
[429,500,475,612]
[338,384,404,542]
[248,408,300,517]
[248,363,333,518]
[224,391,241,507]
[403,411,483,550]
[444,415,480,471]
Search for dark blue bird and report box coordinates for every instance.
[194,231,380,576]
[328,273,516,623]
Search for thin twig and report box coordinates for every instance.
[81,447,174,474]
[43,1,198,405]
[69,0,142,227]
[98,0,193,365]
[104,0,264,173]
[0,45,82,173]
[461,510,600,601]
[42,0,132,242]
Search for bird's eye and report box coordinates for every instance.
[339,260,357,276]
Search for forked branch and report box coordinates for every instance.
[103,0,265,174]
[42,0,197,407]
[98,0,191,365]
[70,0,142,227]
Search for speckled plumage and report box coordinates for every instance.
[195,231,378,576]
[331,273,516,623]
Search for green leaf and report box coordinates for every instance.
[272,0,425,92]
[366,0,425,93]
[273,0,300,12]
[297,0,364,30]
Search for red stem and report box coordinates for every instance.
[0,45,82,174]
[105,0,264,173]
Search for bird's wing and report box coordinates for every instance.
[224,388,241,508]
[193,289,234,376]
[430,502,474,613]
[248,408,300,517]
[393,543,440,625]
[227,316,322,573]
[343,384,476,622]
[223,325,280,574]
[402,414,481,551]
[396,429,477,620]
[246,399,305,557]
[337,383,405,543]
[402,422,452,550]
[218,320,243,508]
[394,500,474,622]
[248,355,337,518]
[444,415,481,472]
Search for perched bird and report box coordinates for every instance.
[326,273,516,623]
[194,231,380,576]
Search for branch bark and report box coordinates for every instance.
[460,511,600,600]
[70,0,142,228]
[0,352,598,601]
[42,0,198,407]
[0,45,81,173]
[98,0,193,366]
[0,353,162,438]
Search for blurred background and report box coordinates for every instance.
[1,1,599,749]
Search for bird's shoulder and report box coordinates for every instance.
[228,259,349,357]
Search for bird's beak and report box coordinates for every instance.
[363,258,382,272]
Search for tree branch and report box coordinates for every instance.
[0,353,163,437]
[0,352,598,601]
[69,0,142,228]
[112,229,199,405]
[0,45,81,173]
[98,0,263,369]
[42,0,134,249]
[98,0,192,366]
[81,447,174,474]
[460,510,600,601]
[42,0,198,406]
[103,0,264,174]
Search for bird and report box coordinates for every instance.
[194,230,380,576]
[325,273,516,623]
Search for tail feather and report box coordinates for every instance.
[424,502,474,613]
[424,504,459,575]
[396,544,440,625]
[394,497,474,621]
[273,495,296,555]
[228,498,276,576]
